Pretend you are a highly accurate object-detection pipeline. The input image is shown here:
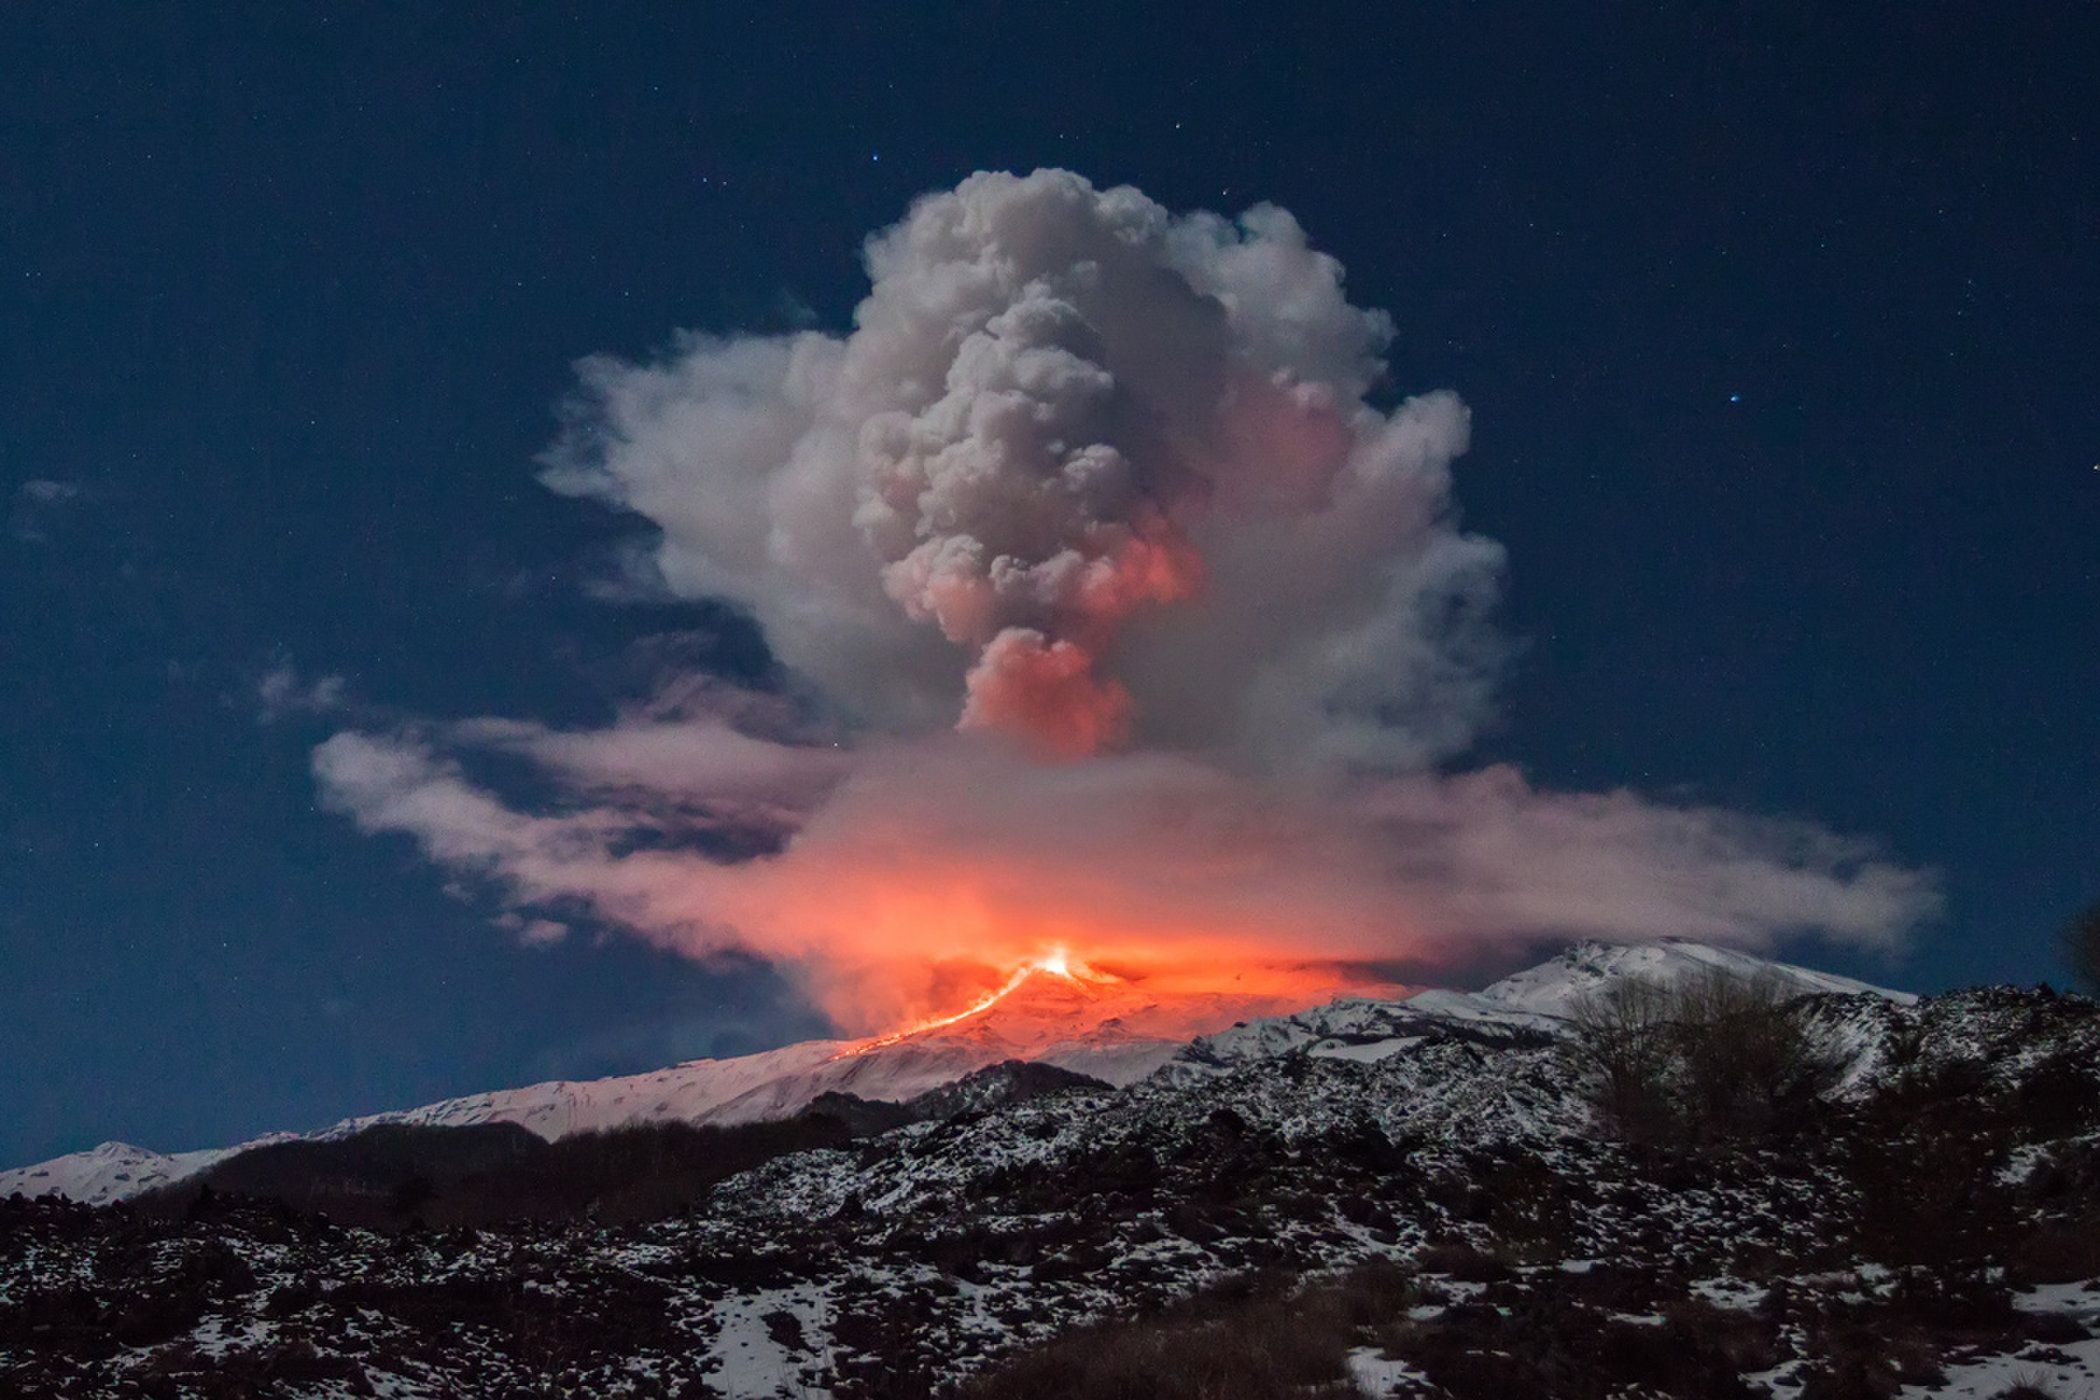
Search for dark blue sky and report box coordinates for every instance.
[3,4,2094,1167]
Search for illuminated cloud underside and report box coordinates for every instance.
[312,170,1940,1031]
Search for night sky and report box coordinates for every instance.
[3,4,2095,1169]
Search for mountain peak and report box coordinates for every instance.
[0,937,1915,1207]
[1476,938,1916,1018]
[843,957,1370,1060]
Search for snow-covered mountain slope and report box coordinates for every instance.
[1160,992,1556,1084]
[0,939,1912,1207]
[7,976,2088,1399]
[342,966,1240,1141]
[339,1036,856,1139]
[0,1141,242,1210]
[1474,936,1914,1017]
[0,963,1275,1203]
[4,957,2092,1400]
[1155,937,1912,1085]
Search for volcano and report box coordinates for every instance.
[841,956,1380,1061]
[0,940,1896,1207]
[0,960,1353,1205]
[16,939,2100,1400]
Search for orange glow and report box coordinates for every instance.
[612,739,1435,1037]
[842,960,1043,1053]
[834,948,1103,1055]
[665,827,1424,1037]
[825,942,1405,1060]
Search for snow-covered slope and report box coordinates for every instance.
[1157,937,1912,1085]
[340,1036,855,1139]
[1474,936,1914,1017]
[0,1138,290,1210]
[1157,992,1552,1086]
[5,971,2092,1400]
[0,939,1915,1206]
[0,965,1258,1203]
[342,967,1229,1140]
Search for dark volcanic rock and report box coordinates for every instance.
[4,983,2097,1397]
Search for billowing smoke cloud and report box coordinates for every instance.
[540,171,1500,769]
[313,170,1939,1028]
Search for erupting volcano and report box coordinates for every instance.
[844,953,1088,1053]
[837,950,1400,1061]
[309,168,1936,1043]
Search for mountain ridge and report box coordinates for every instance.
[5,946,2097,1398]
[0,939,1908,1207]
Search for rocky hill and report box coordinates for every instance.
[4,942,2097,1398]
[0,960,1340,1209]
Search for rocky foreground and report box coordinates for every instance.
[3,949,2098,1398]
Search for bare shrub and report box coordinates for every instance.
[2006,1212,2100,1287]
[1571,967,1844,1145]
[1569,976,1677,1142]
[1674,969,1846,1139]
[2063,902,2100,994]
[1414,1238,1512,1283]
[956,1268,1362,1400]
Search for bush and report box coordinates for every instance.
[2006,1213,2100,1286]
[2063,902,2100,995]
[1571,968,1844,1145]
[1569,976,1678,1142]
[957,1270,1361,1400]
[955,1262,1438,1400]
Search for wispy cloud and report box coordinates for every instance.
[314,690,1936,1033]
[256,662,348,724]
[10,479,85,543]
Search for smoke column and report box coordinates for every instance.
[312,170,1940,1029]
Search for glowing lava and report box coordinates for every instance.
[834,950,1087,1057]
[825,945,1405,1065]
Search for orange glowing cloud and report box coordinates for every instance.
[312,720,1934,1036]
[303,170,1939,1040]
[958,631,1132,758]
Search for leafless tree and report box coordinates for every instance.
[2063,902,2100,995]
[1568,976,1677,1142]
[1671,968,1843,1140]
[1571,967,1843,1145]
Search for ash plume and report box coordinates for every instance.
[538,170,1498,769]
[312,170,1939,1028]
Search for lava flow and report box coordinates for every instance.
[834,951,1086,1057]
[828,947,1411,1063]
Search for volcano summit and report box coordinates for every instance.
[6,939,2099,1399]
[0,939,1890,1208]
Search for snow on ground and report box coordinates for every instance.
[701,1287,828,1399]
[0,1140,255,1208]
[1903,1281,2100,1399]
[3,964,2096,1399]
[1311,1036,1425,1063]
[1348,1345,1429,1397]
[1904,1338,2100,1398]
[1475,937,1916,1018]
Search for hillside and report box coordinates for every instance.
[0,961,1313,1207]
[4,942,2098,1397]
[0,939,1869,1208]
